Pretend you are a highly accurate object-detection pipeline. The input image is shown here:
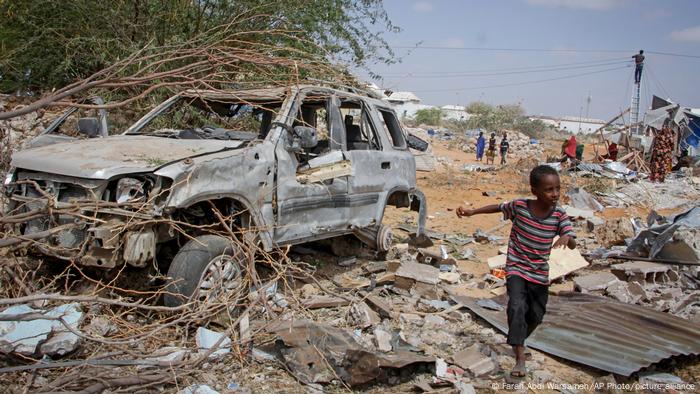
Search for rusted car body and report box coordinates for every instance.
[4,85,427,303]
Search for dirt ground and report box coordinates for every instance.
[381,137,700,392]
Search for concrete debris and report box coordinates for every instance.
[142,346,189,367]
[267,320,434,387]
[399,313,424,326]
[451,344,497,376]
[563,205,596,220]
[627,206,700,261]
[395,262,439,285]
[338,257,357,267]
[0,303,83,357]
[574,272,620,293]
[638,372,685,386]
[566,187,604,212]
[435,357,448,377]
[610,261,674,284]
[596,218,636,247]
[195,327,231,359]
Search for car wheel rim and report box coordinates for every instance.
[198,255,243,302]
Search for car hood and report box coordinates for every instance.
[12,135,246,179]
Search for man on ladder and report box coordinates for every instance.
[632,50,644,84]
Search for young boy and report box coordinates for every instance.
[499,133,510,165]
[456,165,576,378]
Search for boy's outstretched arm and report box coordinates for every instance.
[456,204,500,218]
[552,235,577,249]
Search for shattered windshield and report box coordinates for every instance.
[132,96,283,140]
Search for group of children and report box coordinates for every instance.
[456,164,577,378]
[476,131,510,165]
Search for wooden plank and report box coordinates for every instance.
[302,296,351,309]
[296,160,352,184]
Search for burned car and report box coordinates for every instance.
[4,85,427,305]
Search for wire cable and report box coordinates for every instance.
[382,60,628,79]
[380,56,629,76]
[389,45,700,59]
[412,65,630,93]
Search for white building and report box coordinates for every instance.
[441,105,472,122]
[385,91,433,120]
[558,116,607,135]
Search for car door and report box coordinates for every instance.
[273,92,351,245]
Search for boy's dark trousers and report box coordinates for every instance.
[506,275,548,345]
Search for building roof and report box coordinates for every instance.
[387,91,421,103]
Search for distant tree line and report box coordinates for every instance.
[0,0,398,93]
[412,101,554,138]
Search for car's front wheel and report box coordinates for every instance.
[164,235,247,307]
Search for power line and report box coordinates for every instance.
[391,45,700,59]
[380,56,628,76]
[412,65,630,93]
[383,60,628,79]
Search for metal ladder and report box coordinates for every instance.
[630,78,641,135]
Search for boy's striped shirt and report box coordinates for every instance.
[499,199,575,285]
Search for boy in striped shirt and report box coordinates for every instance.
[456,165,576,378]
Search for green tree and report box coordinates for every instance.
[414,107,443,126]
[0,0,398,92]
[465,101,493,116]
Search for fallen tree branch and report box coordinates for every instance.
[0,224,79,248]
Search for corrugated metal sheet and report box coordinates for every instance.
[452,292,700,376]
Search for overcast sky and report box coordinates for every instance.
[360,0,700,120]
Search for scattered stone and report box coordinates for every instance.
[395,261,439,285]
[348,302,380,328]
[0,303,83,357]
[611,261,672,284]
[399,313,424,326]
[435,358,448,377]
[451,344,497,376]
[142,346,189,368]
[302,296,350,309]
[374,328,392,352]
[87,316,117,337]
[627,281,650,302]
[605,281,634,304]
[482,191,497,197]
[460,248,475,260]
[195,327,231,359]
[300,283,319,299]
[423,314,446,327]
[573,272,620,293]
[586,216,606,232]
[596,218,636,247]
[422,299,451,311]
[439,272,461,284]
[532,370,554,384]
[338,257,357,267]
[454,381,476,394]
[179,384,220,394]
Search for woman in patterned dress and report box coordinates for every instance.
[649,126,675,183]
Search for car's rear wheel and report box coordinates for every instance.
[164,235,247,307]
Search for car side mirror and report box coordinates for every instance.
[293,126,318,149]
[77,117,100,138]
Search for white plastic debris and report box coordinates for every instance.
[195,327,231,359]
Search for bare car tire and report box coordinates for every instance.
[164,235,246,307]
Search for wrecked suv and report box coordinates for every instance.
[4,85,427,305]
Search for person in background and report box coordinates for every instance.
[456,165,576,378]
[560,136,577,164]
[633,50,644,84]
[486,132,497,165]
[500,132,510,165]
[601,142,618,161]
[476,131,486,162]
